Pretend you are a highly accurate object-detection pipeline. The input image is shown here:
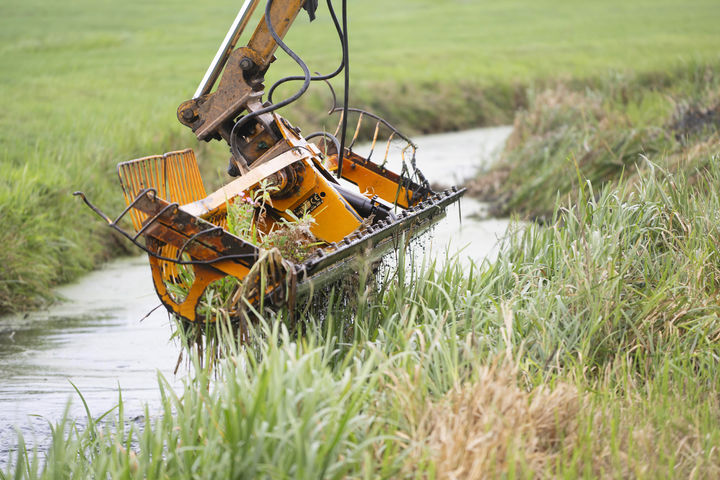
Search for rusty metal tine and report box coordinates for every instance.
[329,106,417,149]
[169,157,179,202]
[156,156,164,193]
[131,163,147,228]
[166,154,177,202]
[181,154,196,202]
[348,112,364,150]
[116,188,157,225]
[382,132,395,167]
[175,226,224,261]
[156,156,166,199]
[178,156,191,203]
[333,110,344,138]
[76,189,261,267]
[366,121,380,161]
[72,192,113,224]
[169,154,183,203]
[139,158,149,192]
[133,201,180,241]
[130,162,147,227]
[118,166,139,230]
[188,150,207,198]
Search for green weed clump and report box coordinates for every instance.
[226,192,319,264]
[5,157,720,477]
[163,187,322,363]
[472,63,720,219]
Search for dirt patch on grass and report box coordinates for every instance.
[670,102,720,142]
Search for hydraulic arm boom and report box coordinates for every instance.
[177,0,316,171]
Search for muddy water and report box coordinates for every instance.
[0,126,513,464]
[0,257,185,464]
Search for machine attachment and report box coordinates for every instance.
[75,0,465,323]
[77,139,464,322]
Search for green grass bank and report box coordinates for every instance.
[471,63,720,219]
[2,0,720,311]
[5,154,720,477]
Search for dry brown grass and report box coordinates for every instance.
[400,363,580,478]
[393,359,720,478]
[503,85,609,152]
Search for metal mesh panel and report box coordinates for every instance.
[117,149,209,282]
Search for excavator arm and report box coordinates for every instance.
[177,0,314,166]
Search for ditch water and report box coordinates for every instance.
[0,125,513,466]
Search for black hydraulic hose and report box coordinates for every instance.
[305,131,341,156]
[229,0,313,164]
[336,0,349,179]
[267,0,345,103]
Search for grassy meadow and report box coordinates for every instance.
[3,0,720,476]
[2,0,720,310]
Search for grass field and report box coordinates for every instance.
[5,157,720,477]
[3,2,720,475]
[2,0,720,311]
